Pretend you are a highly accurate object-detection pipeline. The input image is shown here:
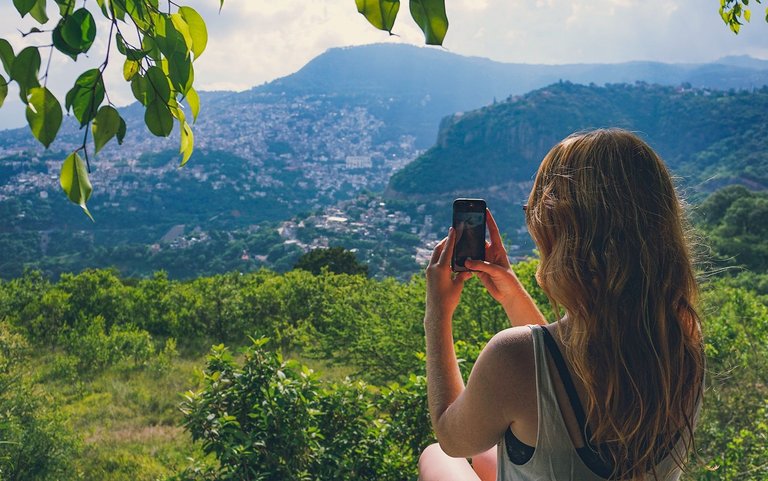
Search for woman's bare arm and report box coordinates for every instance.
[424,228,531,457]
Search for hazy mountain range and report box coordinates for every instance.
[0,43,766,278]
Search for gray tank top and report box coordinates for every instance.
[496,325,687,481]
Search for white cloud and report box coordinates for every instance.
[0,0,766,129]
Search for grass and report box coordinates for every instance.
[25,340,372,480]
[32,352,212,481]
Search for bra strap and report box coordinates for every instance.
[540,325,594,443]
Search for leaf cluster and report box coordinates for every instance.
[1,0,216,218]
[719,0,768,33]
[356,0,449,45]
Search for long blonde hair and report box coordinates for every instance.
[526,129,704,479]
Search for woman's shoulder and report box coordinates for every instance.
[475,326,537,383]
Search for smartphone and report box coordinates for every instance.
[451,198,487,272]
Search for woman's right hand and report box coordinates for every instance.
[465,209,546,326]
[465,208,515,306]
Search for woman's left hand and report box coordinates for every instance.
[425,227,473,323]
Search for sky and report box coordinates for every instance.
[0,0,766,129]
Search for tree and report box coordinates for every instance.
[696,185,768,272]
[294,246,369,277]
[0,0,218,219]
[719,0,768,33]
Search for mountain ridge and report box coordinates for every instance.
[387,81,768,200]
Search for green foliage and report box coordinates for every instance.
[409,0,449,45]
[60,151,94,220]
[356,0,448,45]
[60,316,156,374]
[92,105,125,154]
[695,186,768,272]
[25,86,62,148]
[692,281,768,480]
[176,340,428,481]
[719,0,768,33]
[0,1,220,218]
[0,321,79,481]
[1,261,767,480]
[294,246,369,276]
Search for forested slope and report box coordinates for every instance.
[388,83,768,197]
[0,259,765,480]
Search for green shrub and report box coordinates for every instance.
[176,339,431,481]
[0,322,79,480]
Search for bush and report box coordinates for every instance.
[689,282,768,480]
[175,339,432,481]
[59,316,156,373]
[0,322,79,480]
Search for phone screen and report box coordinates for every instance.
[452,199,486,271]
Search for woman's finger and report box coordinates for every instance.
[430,236,448,265]
[438,228,456,266]
[455,271,473,284]
[487,208,503,247]
[465,259,507,276]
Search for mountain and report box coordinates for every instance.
[1,44,768,279]
[255,44,768,147]
[386,82,768,228]
[4,43,768,156]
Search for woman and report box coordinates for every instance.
[419,129,704,481]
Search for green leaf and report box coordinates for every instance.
[179,6,208,59]
[52,22,81,61]
[115,33,128,55]
[179,120,193,166]
[145,98,173,137]
[167,50,192,94]
[186,87,200,123]
[155,14,185,59]
[116,116,127,144]
[355,0,400,33]
[10,47,41,102]
[126,0,150,29]
[54,0,75,16]
[0,74,7,108]
[111,0,125,21]
[167,96,184,121]
[146,66,171,103]
[131,75,155,106]
[13,0,36,17]
[123,59,139,81]
[95,0,109,17]
[29,0,48,24]
[409,0,448,45]
[61,8,97,54]
[142,35,161,61]
[123,60,139,82]
[25,86,62,148]
[92,105,121,154]
[115,33,131,59]
[0,39,14,77]
[60,151,94,221]
[66,68,104,126]
[170,13,194,54]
